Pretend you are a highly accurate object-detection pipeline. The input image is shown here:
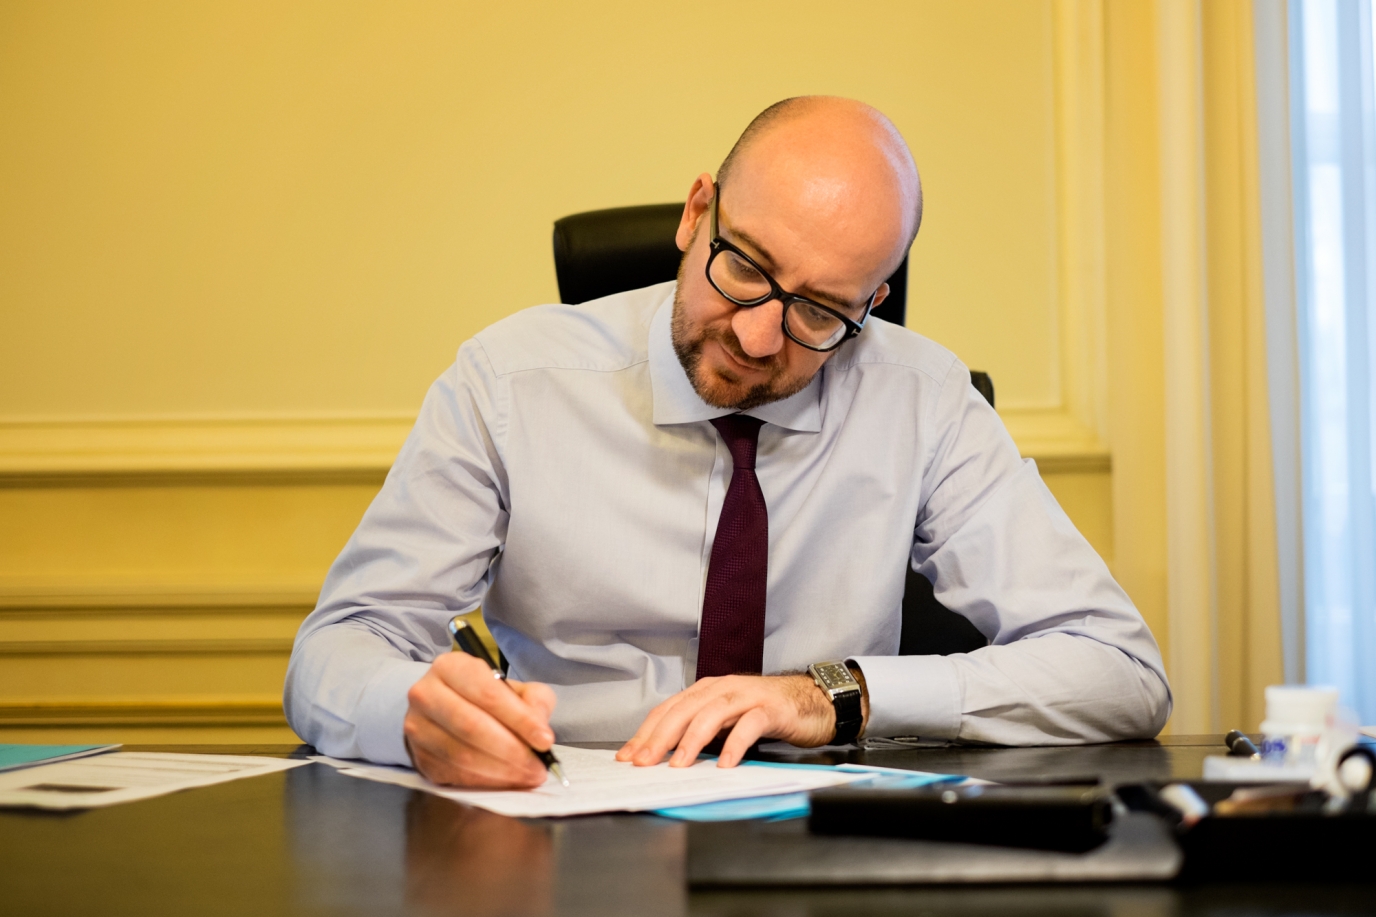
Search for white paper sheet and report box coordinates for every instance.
[312,745,870,817]
[0,751,310,810]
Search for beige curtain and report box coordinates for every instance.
[1104,0,1284,733]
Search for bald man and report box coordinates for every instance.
[285,97,1171,788]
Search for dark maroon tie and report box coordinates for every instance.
[696,414,769,679]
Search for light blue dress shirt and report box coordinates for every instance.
[284,282,1171,765]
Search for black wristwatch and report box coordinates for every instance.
[807,660,864,745]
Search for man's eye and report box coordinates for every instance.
[726,254,764,283]
[794,302,839,329]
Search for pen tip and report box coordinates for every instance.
[551,763,570,787]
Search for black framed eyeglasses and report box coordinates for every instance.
[705,189,877,352]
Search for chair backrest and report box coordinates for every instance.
[553,203,909,327]
[552,202,992,658]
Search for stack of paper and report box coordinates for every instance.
[313,745,875,818]
[0,752,310,810]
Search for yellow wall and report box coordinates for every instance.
[2,0,1271,744]
[1,0,1068,417]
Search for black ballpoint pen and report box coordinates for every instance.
[447,616,570,787]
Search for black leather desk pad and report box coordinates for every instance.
[687,810,1181,886]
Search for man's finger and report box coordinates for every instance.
[631,693,715,765]
[641,684,750,766]
[434,654,554,751]
[416,739,545,789]
[404,707,545,788]
[621,671,737,754]
[617,693,684,762]
[507,680,558,745]
[406,716,493,784]
[410,667,548,775]
[717,707,773,767]
[668,694,743,766]
[407,690,538,780]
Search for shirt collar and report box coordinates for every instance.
[648,285,823,433]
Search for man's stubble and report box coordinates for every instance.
[669,253,814,413]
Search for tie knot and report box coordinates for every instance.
[710,414,765,469]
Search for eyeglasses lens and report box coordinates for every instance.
[785,301,847,349]
[709,250,848,350]
[709,250,772,302]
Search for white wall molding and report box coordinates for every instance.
[984,0,1112,472]
[0,639,294,656]
[1000,407,1110,471]
[0,581,304,733]
[0,413,412,484]
[0,576,322,611]
[1053,0,1111,450]
[0,697,288,728]
[0,408,1109,483]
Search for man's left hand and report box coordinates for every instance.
[615,673,865,768]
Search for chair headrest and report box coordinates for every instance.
[553,203,908,327]
[553,204,685,307]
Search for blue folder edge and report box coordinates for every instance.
[0,744,122,774]
[653,760,965,822]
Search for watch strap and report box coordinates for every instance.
[831,688,863,745]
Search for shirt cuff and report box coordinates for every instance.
[354,659,432,766]
[848,654,962,740]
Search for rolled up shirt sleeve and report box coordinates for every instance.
[852,360,1172,745]
[283,339,510,763]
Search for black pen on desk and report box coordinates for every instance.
[447,616,570,787]
[1225,729,1260,758]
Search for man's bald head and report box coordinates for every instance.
[668,97,922,412]
[715,97,922,274]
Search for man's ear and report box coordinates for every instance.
[868,282,890,314]
[676,173,715,252]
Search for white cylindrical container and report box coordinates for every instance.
[1259,685,1339,767]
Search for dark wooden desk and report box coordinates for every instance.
[1,736,1371,916]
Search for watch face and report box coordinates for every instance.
[811,662,857,692]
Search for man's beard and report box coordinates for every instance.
[670,281,813,412]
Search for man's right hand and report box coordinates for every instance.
[403,652,558,788]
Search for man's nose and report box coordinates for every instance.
[731,299,786,359]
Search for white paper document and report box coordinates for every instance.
[312,745,870,818]
[0,751,310,810]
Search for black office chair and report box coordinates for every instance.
[554,203,990,657]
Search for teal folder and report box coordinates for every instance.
[0,744,121,773]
